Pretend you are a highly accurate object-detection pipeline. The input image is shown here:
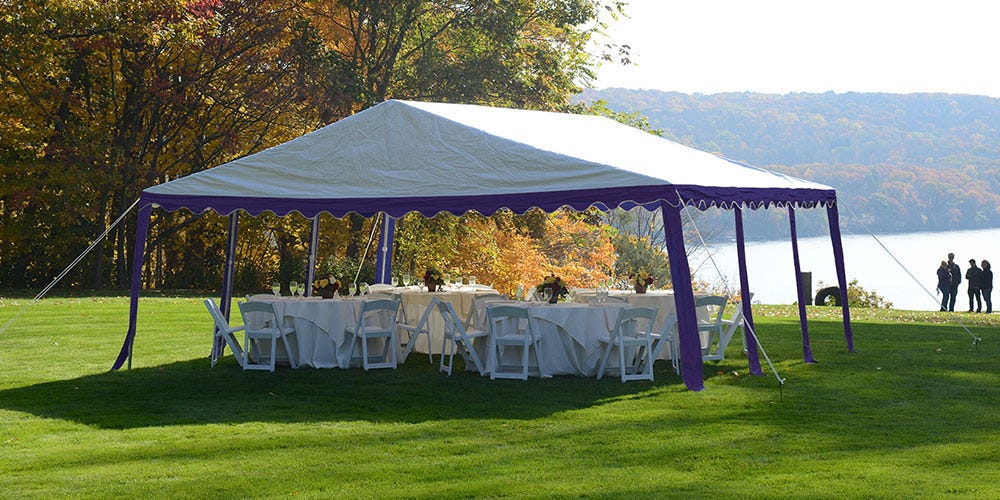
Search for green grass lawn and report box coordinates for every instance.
[1,294,998,498]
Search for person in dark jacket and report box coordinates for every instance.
[947,253,962,312]
[966,259,983,313]
[937,260,952,311]
[981,260,993,314]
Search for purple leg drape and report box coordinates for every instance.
[112,202,152,371]
[211,212,240,361]
[788,207,817,363]
[375,214,395,284]
[661,201,704,391]
[827,204,855,352]
[305,215,320,296]
[733,208,763,375]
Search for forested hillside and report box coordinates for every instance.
[578,89,1000,238]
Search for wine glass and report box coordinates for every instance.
[401,274,411,287]
[289,281,297,298]
[452,273,461,287]
[515,284,525,301]
[271,281,280,297]
[469,275,477,286]
[295,281,304,298]
[359,282,369,296]
[391,276,399,287]
[348,282,357,297]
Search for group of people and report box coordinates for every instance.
[937,252,993,313]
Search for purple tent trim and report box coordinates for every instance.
[733,207,763,375]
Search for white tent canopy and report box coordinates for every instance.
[116,99,855,391]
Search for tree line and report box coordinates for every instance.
[580,89,1000,238]
[4,0,683,293]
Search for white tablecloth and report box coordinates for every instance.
[394,287,502,355]
[245,297,362,368]
[474,301,629,377]
[573,290,714,355]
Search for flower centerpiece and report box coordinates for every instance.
[313,274,341,298]
[629,271,654,294]
[536,274,568,303]
[423,267,445,292]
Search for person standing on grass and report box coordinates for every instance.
[981,260,993,314]
[937,261,952,311]
[947,253,962,312]
[966,259,983,313]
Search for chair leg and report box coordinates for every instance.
[269,336,277,372]
[596,341,611,380]
[361,333,370,371]
[520,341,529,381]
[488,338,498,380]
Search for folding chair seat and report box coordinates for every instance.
[205,298,245,368]
[486,305,543,380]
[398,297,438,363]
[237,301,298,371]
[346,298,400,370]
[437,300,488,375]
[596,306,659,382]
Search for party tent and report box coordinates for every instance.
[113,99,854,391]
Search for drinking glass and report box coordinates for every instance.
[359,282,369,296]
[271,281,281,297]
[289,281,298,298]
[443,273,451,288]
[401,274,411,287]
[348,282,357,296]
[295,281,304,297]
[469,275,477,286]
[596,284,608,304]
[391,276,399,287]
[452,274,461,287]
[542,288,552,302]
[515,284,525,301]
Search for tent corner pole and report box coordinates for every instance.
[112,202,152,371]
[305,215,320,296]
[734,207,763,375]
[788,207,816,363]
[661,201,704,391]
[826,203,855,352]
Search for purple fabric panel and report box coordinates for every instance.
[788,207,816,363]
[305,216,320,296]
[213,212,239,359]
[733,208,763,375]
[141,185,836,219]
[112,203,152,371]
[375,215,396,284]
[221,213,239,319]
[661,201,704,391]
[826,205,855,351]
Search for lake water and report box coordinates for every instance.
[693,228,1000,311]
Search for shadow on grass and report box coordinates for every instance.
[0,355,692,429]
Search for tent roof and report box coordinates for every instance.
[143,99,835,217]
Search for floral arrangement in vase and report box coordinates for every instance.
[424,267,445,292]
[313,275,341,298]
[629,271,654,293]
[536,275,568,303]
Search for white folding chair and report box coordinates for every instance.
[695,295,728,357]
[596,306,659,382]
[368,284,397,293]
[237,301,298,371]
[205,298,245,368]
[465,293,506,329]
[437,300,488,375]
[398,297,438,364]
[653,312,679,375]
[705,298,751,361]
[486,305,543,380]
[346,298,400,370]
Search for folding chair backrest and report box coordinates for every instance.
[467,293,507,326]
[205,298,231,330]
[239,300,281,326]
[356,298,400,331]
[437,300,463,332]
[695,295,727,327]
[486,305,530,338]
[613,306,658,338]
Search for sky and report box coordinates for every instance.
[592,0,1000,98]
